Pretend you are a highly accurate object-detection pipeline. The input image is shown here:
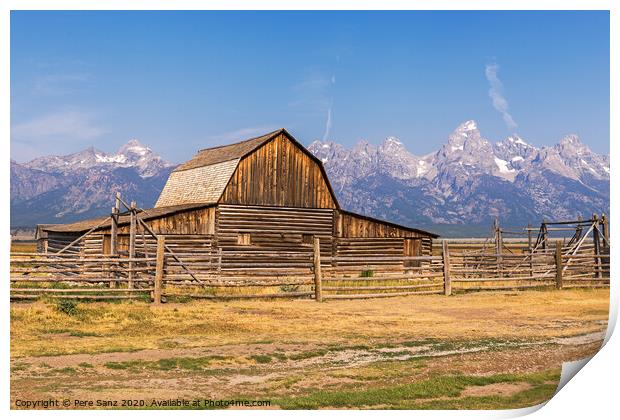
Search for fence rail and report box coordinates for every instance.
[10,253,157,300]
[10,237,609,303]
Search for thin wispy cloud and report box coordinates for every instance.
[290,59,339,141]
[289,74,332,110]
[12,110,106,142]
[322,74,336,141]
[485,63,518,131]
[32,72,92,95]
[323,101,333,142]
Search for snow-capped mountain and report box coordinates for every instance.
[24,139,172,178]
[11,140,175,227]
[310,120,609,231]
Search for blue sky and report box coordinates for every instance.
[10,10,609,163]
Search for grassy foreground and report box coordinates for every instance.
[11,289,609,409]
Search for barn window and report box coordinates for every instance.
[302,234,314,245]
[237,233,251,246]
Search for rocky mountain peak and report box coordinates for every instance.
[550,134,609,180]
[382,136,404,147]
[558,134,581,145]
[351,140,377,158]
[505,134,530,147]
[455,120,478,134]
[117,138,151,156]
[379,136,410,155]
[445,120,487,153]
[555,134,590,156]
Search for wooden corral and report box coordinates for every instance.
[11,237,609,302]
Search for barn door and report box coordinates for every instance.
[404,238,421,268]
[103,235,111,254]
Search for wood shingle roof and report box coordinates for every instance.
[174,129,284,172]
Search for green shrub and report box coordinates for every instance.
[360,270,374,278]
[55,300,79,317]
[280,284,300,293]
[250,355,273,364]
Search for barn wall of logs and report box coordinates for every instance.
[333,210,433,259]
[38,232,83,254]
[216,204,334,267]
[41,205,435,262]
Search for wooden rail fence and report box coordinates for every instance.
[10,238,609,303]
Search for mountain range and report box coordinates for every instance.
[10,121,610,237]
[11,140,174,227]
[308,121,609,235]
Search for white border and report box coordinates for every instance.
[1,2,616,420]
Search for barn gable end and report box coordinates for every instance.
[219,132,338,209]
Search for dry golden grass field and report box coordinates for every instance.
[10,242,36,253]
[10,288,609,410]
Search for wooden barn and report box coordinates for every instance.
[36,129,438,264]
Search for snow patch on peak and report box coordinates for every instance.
[95,154,127,164]
[118,139,151,156]
[385,136,402,145]
[494,157,515,174]
[507,135,528,146]
[458,120,477,131]
[559,134,582,146]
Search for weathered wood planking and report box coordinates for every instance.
[333,211,432,262]
[41,232,83,254]
[220,134,337,209]
[97,206,216,236]
[336,210,431,239]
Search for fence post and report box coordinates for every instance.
[217,247,222,281]
[527,223,534,278]
[128,201,136,289]
[592,214,602,279]
[442,240,451,296]
[110,194,121,285]
[601,214,610,278]
[111,193,120,255]
[153,235,165,305]
[601,213,609,247]
[494,219,503,277]
[555,240,563,289]
[313,237,323,302]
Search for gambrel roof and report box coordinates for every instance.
[155,128,339,208]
